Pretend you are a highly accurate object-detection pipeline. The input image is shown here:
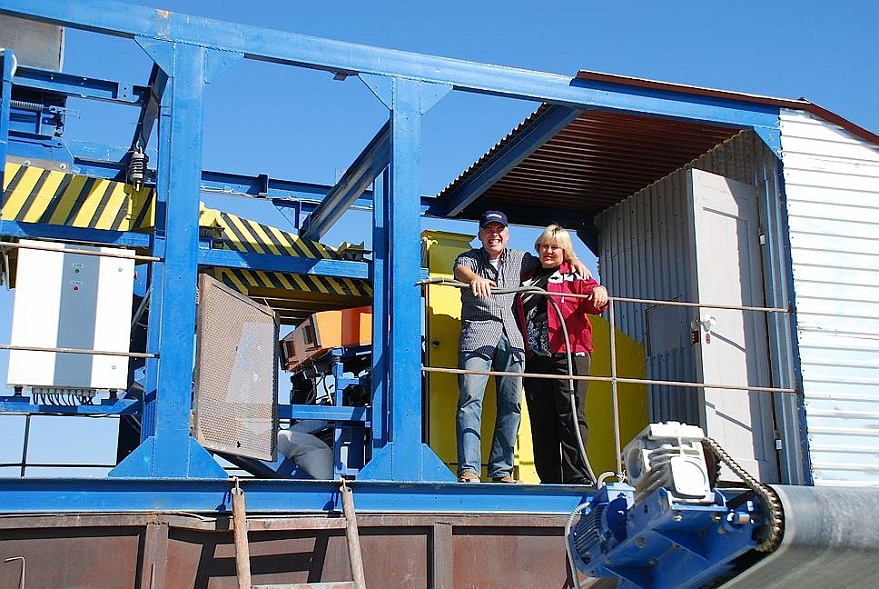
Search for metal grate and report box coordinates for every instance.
[193,274,279,461]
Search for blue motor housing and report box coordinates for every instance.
[568,483,763,589]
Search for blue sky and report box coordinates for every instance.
[1,0,876,474]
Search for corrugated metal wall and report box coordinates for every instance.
[596,131,799,479]
[779,109,879,486]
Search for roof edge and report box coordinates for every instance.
[575,70,879,147]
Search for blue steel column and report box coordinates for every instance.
[358,76,453,481]
[0,49,13,211]
[369,169,389,450]
[112,40,238,478]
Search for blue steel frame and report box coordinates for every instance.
[0,0,787,514]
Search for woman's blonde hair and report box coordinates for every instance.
[534,224,575,262]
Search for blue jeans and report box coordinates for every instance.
[456,333,524,478]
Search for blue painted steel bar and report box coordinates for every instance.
[0,397,140,415]
[300,121,390,240]
[0,478,594,514]
[0,0,779,130]
[197,248,369,279]
[67,139,148,173]
[0,49,14,193]
[0,220,152,248]
[4,136,75,167]
[0,224,370,280]
[201,169,341,201]
[369,168,389,451]
[133,256,161,448]
[13,64,149,104]
[440,104,583,217]
[280,404,368,422]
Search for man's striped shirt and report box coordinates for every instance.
[455,247,538,357]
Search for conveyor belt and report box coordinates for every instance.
[721,485,879,589]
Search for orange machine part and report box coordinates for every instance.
[281,306,372,371]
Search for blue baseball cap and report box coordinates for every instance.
[479,210,508,228]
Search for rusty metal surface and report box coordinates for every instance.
[0,512,574,589]
[0,526,141,588]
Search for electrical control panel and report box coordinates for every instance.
[7,240,135,394]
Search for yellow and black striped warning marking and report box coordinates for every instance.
[206,212,372,300]
[214,211,339,259]
[3,162,372,301]
[210,267,373,299]
[2,162,154,231]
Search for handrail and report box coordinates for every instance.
[420,277,797,479]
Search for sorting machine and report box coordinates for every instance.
[1,3,879,588]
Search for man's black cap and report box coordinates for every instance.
[479,210,508,228]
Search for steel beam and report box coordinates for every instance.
[300,121,390,241]
[0,49,13,190]
[0,220,151,248]
[0,477,594,515]
[13,64,149,104]
[197,248,369,279]
[356,78,452,482]
[129,62,167,153]
[111,40,229,479]
[0,397,139,415]
[0,0,780,129]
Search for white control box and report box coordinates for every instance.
[7,240,135,393]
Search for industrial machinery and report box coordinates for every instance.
[566,422,879,589]
[2,2,879,588]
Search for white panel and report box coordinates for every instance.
[7,240,133,391]
[780,108,879,486]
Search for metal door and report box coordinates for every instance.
[688,169,779,482]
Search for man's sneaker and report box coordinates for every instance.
[491,474,520,483]
[458,471,480,483]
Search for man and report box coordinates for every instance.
[453,210,590,483]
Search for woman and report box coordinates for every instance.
[516,224,608,485]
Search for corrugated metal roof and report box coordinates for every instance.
[437,105,741,228]
[435,70,879,229]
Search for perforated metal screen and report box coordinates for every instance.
[193,274,278,461]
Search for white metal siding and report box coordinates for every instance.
[780,109,879,486]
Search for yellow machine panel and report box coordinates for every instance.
[421,229,649,483]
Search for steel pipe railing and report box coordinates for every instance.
[419,277,796,480]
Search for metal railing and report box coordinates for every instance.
[420,278,795,477]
